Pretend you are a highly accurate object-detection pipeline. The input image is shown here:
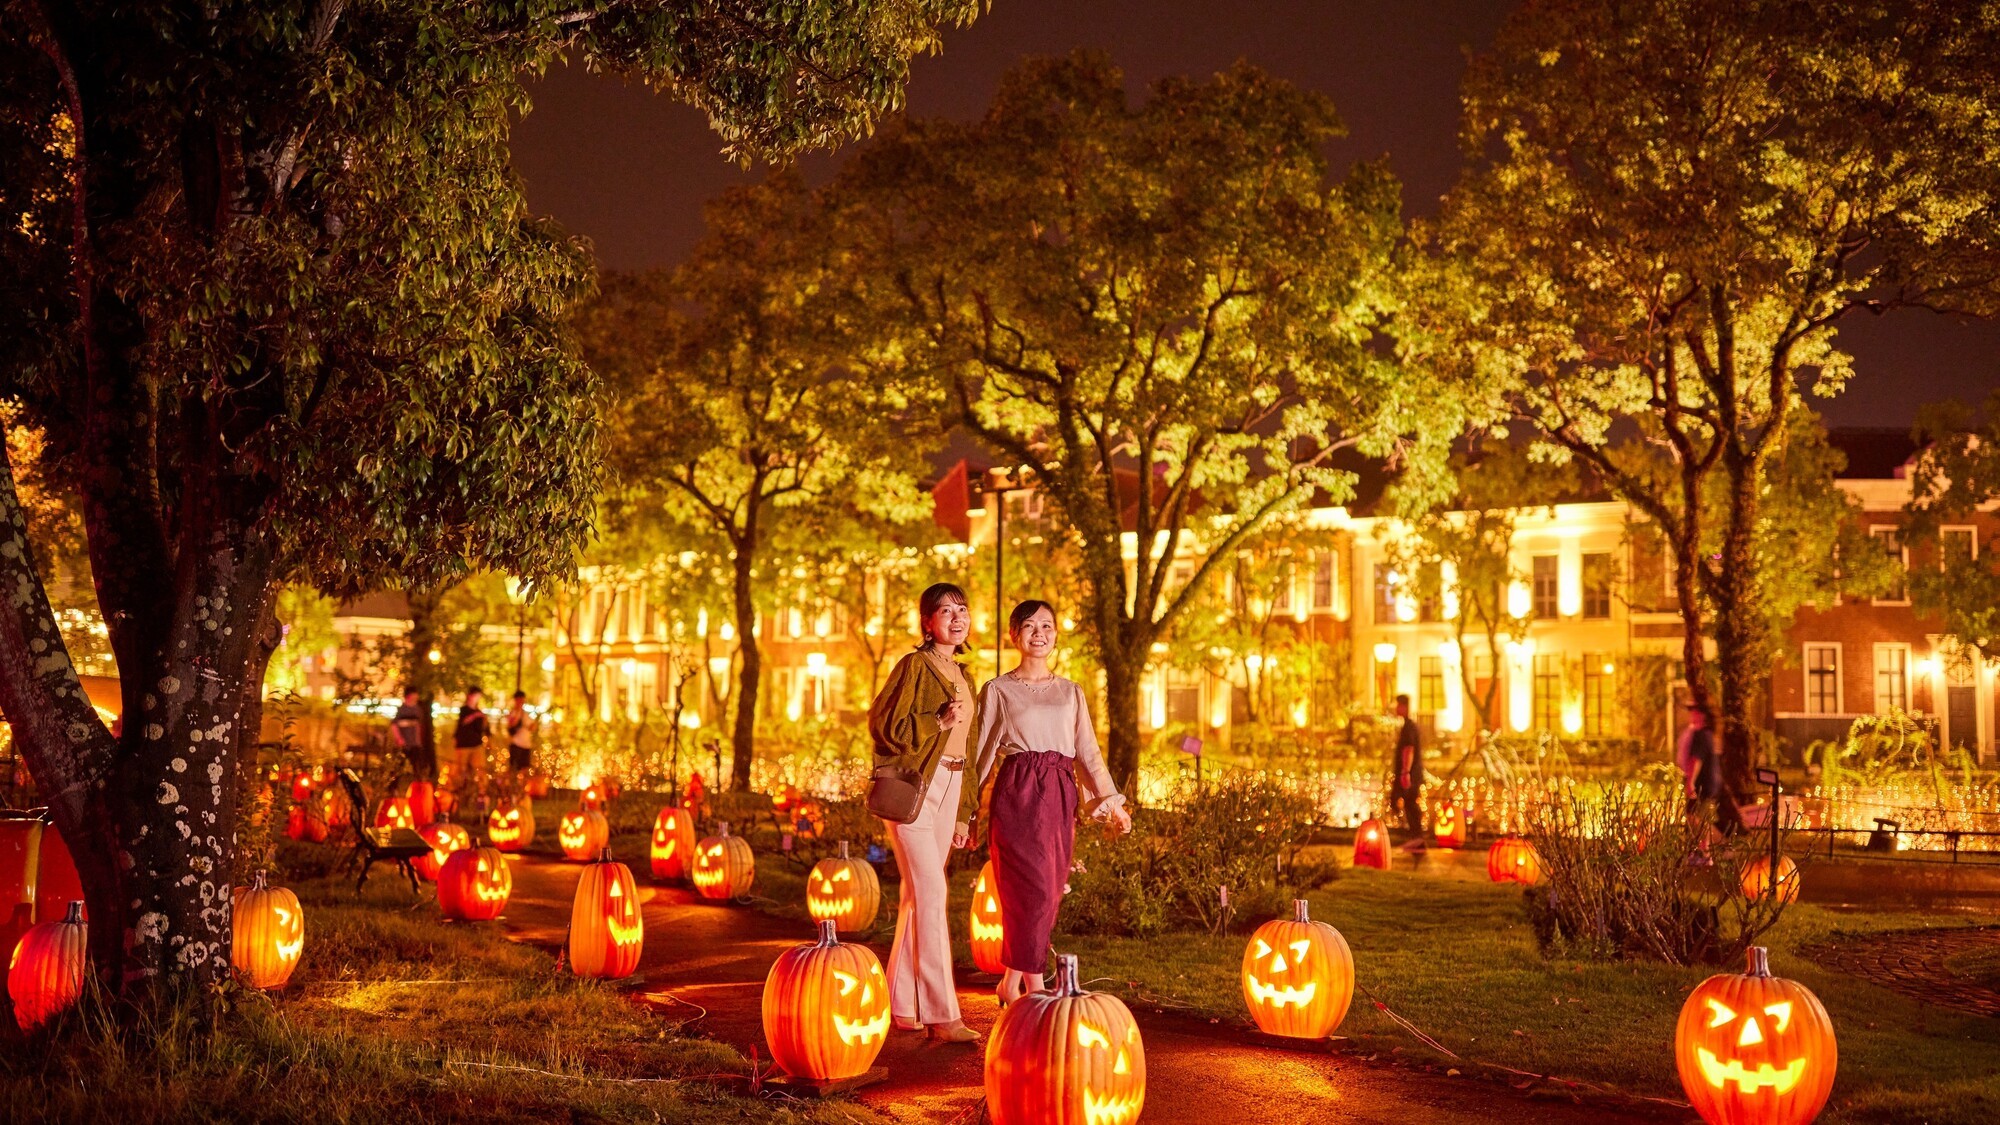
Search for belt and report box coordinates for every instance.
[939,758,965,772]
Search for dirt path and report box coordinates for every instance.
[500,854,1683,1124]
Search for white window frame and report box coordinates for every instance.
[1940,525,1978,568]
[1872,642,1910,715]
[1870,525,1909,605]
[1803,643,1844,715]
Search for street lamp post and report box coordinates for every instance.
[503,577,529,696]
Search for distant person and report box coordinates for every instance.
[504,690,536,778]
[450,686,489,789]
[1390,693,1425,847]
[392,688,433,781]
[1680,703,1726,839]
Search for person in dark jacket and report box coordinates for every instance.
[1389,694,1424,845]
[1681,703,1726,835]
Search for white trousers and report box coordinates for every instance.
[886,768,963,1025]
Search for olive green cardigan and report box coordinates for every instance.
[869,649,982,825]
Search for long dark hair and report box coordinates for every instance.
[1007,599,1057,636]
[916,582,970,654]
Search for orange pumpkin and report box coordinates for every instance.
[1352,818,1391,870]
[969,860,1006,974]
[649,806,698,881]
[0,820,45,955]
[1431,803,1467,848]
[579,782,608,811]
[414,821,472,881]
[487,799,536,852]
[762,919,891,1080]
[231,870,304,990]
[317,785,354,832]
[691,822,755,901]
[406,779,438,827]
[285,804,330,843]
[558,808,610,862]
[7,899,86,1030]
[1740,856,1801,904]
[438,846,512,921]
[1487,837,1541,886]
[1675,947,1836,1125]
[373,796,415,831]
[985,953,1145,1125]
[1241,899,1353,1039]
[568,849,644,979]
[289,771,316,802]
[806,842,881,934]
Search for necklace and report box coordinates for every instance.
[1007,670,1062,690]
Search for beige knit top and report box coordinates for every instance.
[969,672,1125,820]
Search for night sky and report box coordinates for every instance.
[509,0,1999,428]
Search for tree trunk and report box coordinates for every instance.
[404,584,446,781]
[1709,445,1769,800]
[1100,642,1145,796]
[729,546,759,792]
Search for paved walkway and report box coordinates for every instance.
[1803,926,2000,1018]
[500,854,1682,1125]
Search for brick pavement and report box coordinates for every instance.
[1802,925,2000,1018]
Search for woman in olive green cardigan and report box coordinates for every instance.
[868,582,982,1043]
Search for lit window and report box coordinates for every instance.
[1531,555,1559,619]
[1804,644,1842,715]
[1874,645,1908,714]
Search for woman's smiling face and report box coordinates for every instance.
[1011,606,1058,659]
[924,596,970,648]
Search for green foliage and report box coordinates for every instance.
[1907,389,2000,660]
[1803,707,1979,803]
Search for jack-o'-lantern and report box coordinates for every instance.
[289,771,315,802]
[317,785,354,832]
[438,846,512,921]
[285,804,329,844]
[406,779,437,827]
[969,861,1006,974]
[1739,856,1801,904]
[1675,946,1836,1125]
[1352,818,1391,870]
[487,799,535,852]
[762,919,890,1080]
[231,870,305,990]
[692,822,756,901]
[985,953,1145,1125]
[1241,899,1353,1039]
[558,809,610,862]
[568,849,643,978]
[579,782,607,811]
[373,796,415,831]
[649,806,698,881]
[1431,803,1466,848]
[806,842,881,934]
[414,821,471,881]
[7,899,86,1030]
[790,797,826,839]
[1487,837,1540,886]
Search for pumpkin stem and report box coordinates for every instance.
[253,869,268,891]
[839,840,850,860]
[598,847,614,863]
[1745,946,1771,977]
[1292,899,1310,924]
[1052,953,1083,996]
[63,900,84,924]
[816,918,839,947]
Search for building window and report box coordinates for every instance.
[1941,526,1977,568]
[1532,653,1561,730]
[1531,555,1559,618]
[1871,525,1908,603]
[1581,553,1613,619]
[1375,657,1398,710]
[1165,670,1202,726]
[1804,644,1842,715]
[1373,562,1398,625]
[1873,645,1909,714]
[1418,656,1445,715]
[1581,654,1612,737]
[1417,562,1443,623]
[1312,551,1336,611]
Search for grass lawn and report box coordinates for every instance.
[0,870,884,1125]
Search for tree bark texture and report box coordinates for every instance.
[729,542,760,792]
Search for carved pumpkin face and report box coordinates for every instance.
[558,809,609,862]
[487,801,535,852]
[761,921,890,1081]
[1352,818,1391,870]
[649,807,697,881]
[231,870,305,991]
[1241,900,1353,1039]
[805,843,881,934]
[438,846,512,921]
[1739,856,1801,904]
[414,822,471,881]
[373,796,415,831]
[691,824,755,900]
[1432,804,1466,848]
[1675,948,1836,1125]
[985,954,1146,1125]
[968,861,1006,974]
[567,853,643,978]
[1486,837,1540,886]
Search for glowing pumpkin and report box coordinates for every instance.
[1431,803,1466,848]
[1487,837,1541,886]
[1675,946,1836,1125]
[969,860,1006,974]
[289,771,315,802]
[1352,818,1391,870]
[317,785,354,832]
[558,809,610,862]
[762,919,891,1080]
[373,796,415,831]
[806,842,881,934]
[7,900,86,1030]
[1739,856,1801,904]
[231,870,305,990]
[568,849,644,979]
[649,806,698,881]
[406,779,437,827]
[692,822,755,901]
[438,846,512,921]
[414,821,472,882]
[1241,899,1353,1039]
[285,804,329,844]
[0,820,43,955]
[985,953,1145,1125]
[487,799,536,852]
[790,797,826,839]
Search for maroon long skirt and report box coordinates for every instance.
[987,750,1078,974]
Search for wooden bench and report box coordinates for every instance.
[337,768,429,899]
